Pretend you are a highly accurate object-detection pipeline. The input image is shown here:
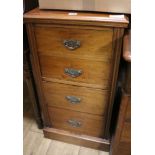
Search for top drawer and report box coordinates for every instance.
[34,24,113,61]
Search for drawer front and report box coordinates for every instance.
[34,25,113,61]
[39,55,112,89]
[43,82,109,115]
[48,107,105,137]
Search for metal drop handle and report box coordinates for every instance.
[64,68,82,78]
[63,39,81,50]
[65,96,81,104]
[67,119,82,128]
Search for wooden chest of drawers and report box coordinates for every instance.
[24,8,128,151]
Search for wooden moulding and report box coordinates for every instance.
[26,24,51,127]
[43,127,110,151]
[23,8,129,28]
[104,28,125,138]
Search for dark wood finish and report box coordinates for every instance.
[24,8,129,150]
[23,0,38,13]
[110,94,131,155]
[104,28,124,138]
[110,29,131,155]
[42,81,109,115]
[48,106,105,137]
[123,60,131,94]
[23,48,43,128]
[43,127,110,151]
[23,0,43,129]
[24,8,129,28]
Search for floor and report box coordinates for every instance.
[23,83,109,155]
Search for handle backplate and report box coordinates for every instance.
[63,39,81,50]
[64,68,82,78]
[67,119,82,128]
[65,96,81,104]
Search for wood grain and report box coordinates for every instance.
[34,24,113,62]
[42,81,109,115]
[23,111,34,138]
[116,142,130,155]
[120,122,131,142]
[23,91,110,154]
[79,147,99,155]
[33,137,51,155]
[48,107,105,137]
[24,8,129,28]
[99,151,109,155]
[47,140,80,155]
[26,24,51,127]
[104,28,124,138]
[24,8,129,149]
[23,131,43,155]
[44,127,110,151]
[39,55,112,89]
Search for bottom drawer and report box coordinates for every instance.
[48,107,105,137]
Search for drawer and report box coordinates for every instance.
[39,55,112,89]
[43,82,109,115]
[34,24,113,61]
[48,107,105,137]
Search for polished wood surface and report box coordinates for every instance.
[24,8,129,150]
[24,8,129,28]
[34,24,113,61]
[48,107,105,137]
[42,82,109,115]
[24,93,109,155]
[44,128,110,152]
[39,55,112,89]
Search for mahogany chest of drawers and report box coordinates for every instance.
[24,8,129,151]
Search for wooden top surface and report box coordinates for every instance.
[23,8,129,28]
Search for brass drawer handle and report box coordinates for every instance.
[64,68,82,78]
[67,119,82,128]
[63,39,81,50]
[65,96,81,104]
